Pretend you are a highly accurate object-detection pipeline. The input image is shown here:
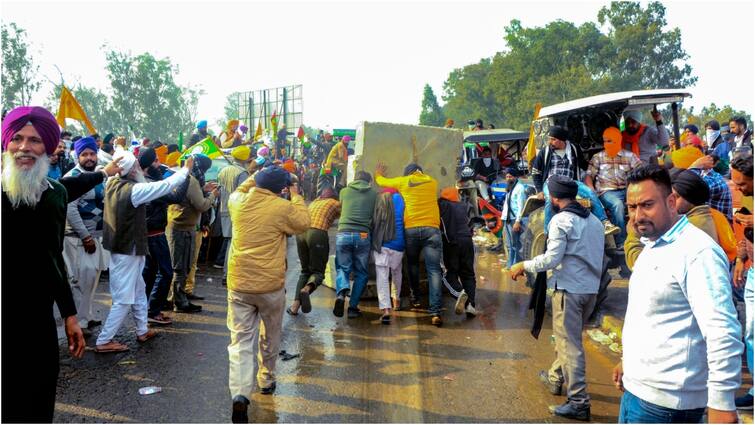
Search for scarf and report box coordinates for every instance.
[621,124,645,157]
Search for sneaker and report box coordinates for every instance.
[465,304,478,318]
[231,395,250,423]
[549,401,590,421]
[347,307,362,319]
[539,370,562,396]
[455,290,468,315]
[333,294,345,317]
[603,220,620,236]
[174,303,202,313]
[260,382,276,395]
[431,315,443,327]
[735,393,753,410]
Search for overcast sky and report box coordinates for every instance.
[3,0,754,132]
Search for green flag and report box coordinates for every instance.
[179,136,222,160]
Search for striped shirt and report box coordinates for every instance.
[309,198,341,231]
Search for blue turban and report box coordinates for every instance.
[196,120,208,130]
[254,165,291,194]
[74,136,98,158]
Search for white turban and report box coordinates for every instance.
[114,151,137,177]
[622,110,644,124]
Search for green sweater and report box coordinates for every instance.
[338,180,378,233]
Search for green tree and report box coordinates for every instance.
[1,22,41,112]
[217,93,240,129]
[104,49,201,143]
[418,84,446,126]
[694,103,751,128]
[441,58,496,128]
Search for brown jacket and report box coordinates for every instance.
[227,177,310,294]
[167,176,216,231]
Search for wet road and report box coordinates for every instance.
[55,238,622,423]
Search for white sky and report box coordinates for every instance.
[3,0,754,133]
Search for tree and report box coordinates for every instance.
[46,84,123,136]
[692,103,751,128]
[436,1,697,131]
[419,84,446,126]
[1,22,41,112]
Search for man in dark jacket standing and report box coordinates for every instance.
[438,187,477,317]
[333,171,377,319]
[139,147,190,325]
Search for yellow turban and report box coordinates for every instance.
[155,145,168,164]
[165,151,181,167]
[231,145,251,162]
[671,146,704,169]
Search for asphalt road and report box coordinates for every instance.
[54,237,625,423]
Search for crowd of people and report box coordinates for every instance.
[1,103,753,424]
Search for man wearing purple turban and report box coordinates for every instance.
[1,106,87,422]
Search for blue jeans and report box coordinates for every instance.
[405,227,443,315]
[746,268,754,396]
[335,232,371,309]
[503,221,522,267]
[143,233,174,317]
[543,180,607,234]
[618,391,704,423]
[599,189,627,247]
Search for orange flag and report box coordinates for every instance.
[56,86,97,134]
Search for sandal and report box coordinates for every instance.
[286,307,299,316]
[381,313,391,325]
[95,341,129,353]
[137,329,157,343]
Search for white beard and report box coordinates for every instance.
[126,166,147,183]
[1,151,51,209]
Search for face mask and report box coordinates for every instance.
[604,139,621,157]
[706,129,720,143]
[483,158,492,167]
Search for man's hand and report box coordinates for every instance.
[211,188,220,198]
[734,212,753,228]
[536,192,545,201]
[375,161,387,176]
[509,262,526,281]
[707,408,738,424]
[513,221,522,233]
[183,156,195,171]
[103,159,124,177]
[64,316,85,359]
[734,259,746,289]
[612,362,624,392]
[204,181,218,192]
[82,236,97,254]
[689,155,715,170]
[651,109,662,122]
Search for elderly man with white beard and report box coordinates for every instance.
[0,106,107,423]
[95,151,194,353]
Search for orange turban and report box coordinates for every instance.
[165,151,181,167]
[155,145,168,164]
[671,146,704,169]
[282,159,296,174]
[440,187,460,202]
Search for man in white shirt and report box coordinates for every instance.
[614,164,742,424]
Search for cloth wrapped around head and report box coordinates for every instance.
[548,126,569,142]
[257,146,270,157]
[670,168,710,206]
[671,146,704,169]
[231,145,251,162]
[342,135,352,143]
[138,147,157,169]
[155,144,168,164]
[74,136,98,157]
[320,187,337,199]
[254,165,291,194]
[165,152,181,167]
[196,120,208,130]
[1,106,61,155]
[547,175,578,199]
[602,127,622,157]
[622,110,643,124]
[440,187,460,202]
[114,150,137,177]
[403,163,423,176]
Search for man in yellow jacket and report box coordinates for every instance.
[375,162,445,326]
[227,165,309,423]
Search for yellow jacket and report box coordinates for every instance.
[323,142,348,175]
[227,177,310,293]
[375,171,440,229]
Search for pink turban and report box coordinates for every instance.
[2,106,61,155]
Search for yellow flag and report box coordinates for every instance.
[253,120,263,141]
[56,86,97,134]
[526,103,542,168]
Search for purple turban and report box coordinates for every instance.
[1,106,61,155]
[238,125,248,135]
[74,136,98,158]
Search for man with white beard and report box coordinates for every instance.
[1,106,87,422]
[62,136,109,337]
[95,151,193,353]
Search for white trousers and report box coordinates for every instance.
[96,253,149,345]
[475,181,491,200]
[62,236,108,325]
[374,247,404,309]
[228,287,285,398]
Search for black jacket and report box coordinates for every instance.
[145,166,190,233]
[438,198,472,244]
[472,157,498,181]
[530,142,587,192]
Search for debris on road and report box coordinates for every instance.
[138,386,162,395]
[443,374,456,381]
[279,350,301,361]
[118,360,136,366]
